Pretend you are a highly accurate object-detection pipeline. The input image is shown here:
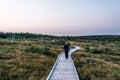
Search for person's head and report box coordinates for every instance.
[65,41,70,45]
[65,42,68,45]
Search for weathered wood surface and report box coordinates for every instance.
[46,46,80,80]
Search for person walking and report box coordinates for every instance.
[64,42,70,59]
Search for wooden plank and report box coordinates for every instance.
[46,46,80,80]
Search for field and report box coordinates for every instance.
[0,39,63,80]
[72,40,120,80]
[0,33,120,80]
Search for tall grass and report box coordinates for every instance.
[72,40,120,80]
[0,39,62,80]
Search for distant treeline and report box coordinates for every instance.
[0,32,120,41]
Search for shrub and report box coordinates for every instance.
[84,46,90,52]
[0,39,17,45]
[24,46,56,57]
[42,47,56,57]
[24,45,42,53]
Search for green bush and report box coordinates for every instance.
[84,46,90,52]
[0,39,17,45]
[24,45,41,53]
[24,46,56,57]
[42,47,56,57]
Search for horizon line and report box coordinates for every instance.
[0,31,120,37]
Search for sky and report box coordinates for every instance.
[0,0,120,36]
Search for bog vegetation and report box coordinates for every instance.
[0,32,120,80]
[72,39,120,80]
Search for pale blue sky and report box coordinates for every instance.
[0,0,120,36]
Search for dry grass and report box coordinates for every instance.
[0,39,120,80]
[0,39,63,80]
[72,40,120,80]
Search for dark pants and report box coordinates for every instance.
[64,49,69,59]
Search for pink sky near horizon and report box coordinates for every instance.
[0,0,120,36]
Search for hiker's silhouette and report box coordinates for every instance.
[64,42,70,59]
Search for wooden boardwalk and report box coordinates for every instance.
[46,46,80,80]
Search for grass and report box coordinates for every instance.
[0,39,63,80]
[72,40,120,80]
[0,38,120,80]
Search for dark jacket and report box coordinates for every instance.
[64,44,69,50]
